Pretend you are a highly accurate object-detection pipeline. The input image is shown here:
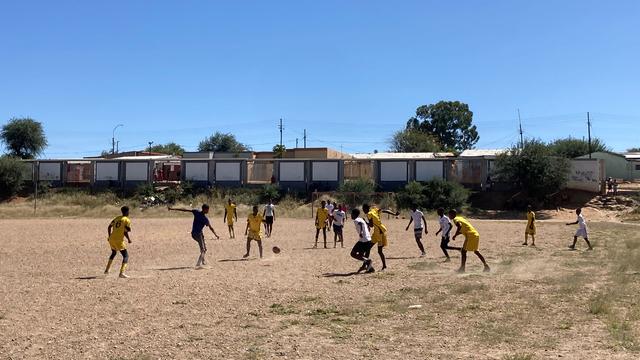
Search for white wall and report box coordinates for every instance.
[415,161,443,181]
[216,162,241,181]
[39,162,61,181]
[125,162,148,181]
[567,160,603,192]
[184,162,208,181]
[380,161,407,182]
[96,162,120,181]
[280,162,305,182]
[312,162,338,181]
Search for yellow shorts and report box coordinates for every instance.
[316,221,327,230]
[109,239,126,251]
[371,231,388,248]
[525,227,536,235]
[227,219,234,226]
[463,234,479,252]
[248,230,262,241]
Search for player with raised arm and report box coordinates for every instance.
[105,206,133,278]
[566,208,593,250]
[363,203,399,271]
[168,204,219,268]
[405,205,428,257]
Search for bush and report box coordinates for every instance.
[0,156,25,199]
[336,178,377,208]
[396,179,470,211]
[260,184,280,203]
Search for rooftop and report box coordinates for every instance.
[458,149,507,158]
[350,152,455,160]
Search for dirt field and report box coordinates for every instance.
[1,215,640,359]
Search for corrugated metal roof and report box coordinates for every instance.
[350,152,454,159]
[458,149,507,158]
[624,153,640,160]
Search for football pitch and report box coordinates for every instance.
[1,217,639,359]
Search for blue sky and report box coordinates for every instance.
[1,1,639,158]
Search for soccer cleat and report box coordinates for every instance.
[242,253,249,258]
[119,273,129,278]
[366,266,375,273]
[420,252,426,257]
[483,265,491,273]
[357,262,368,273]
[568,245,576,250]
[443,257,451,263]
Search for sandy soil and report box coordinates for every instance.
[1,215,639,360]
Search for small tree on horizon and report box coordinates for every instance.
[547,137,609,158]
[147,142,185,156]
[272,144,286,158]
[198,132,250,153]
[389,129,442,153]
[1,118,48,159]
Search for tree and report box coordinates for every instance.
[547,137,609,158]
[406,101,478,152]
[147,142,185,156]
[272,144,286,158]
[198,132,249,153]
[389,129,442,152]
[0,155,25,199]
[627,147,640,153]
[396,180,469,210]
[1,118,48,159]
[494,139,570,200]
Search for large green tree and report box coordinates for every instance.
[198,132,249,153]
[146,142,185,156]
[1,118,48,159]
[389,129,442,152]
[406,101,479,152]
[494,139,570,200]
[547,137,609,158]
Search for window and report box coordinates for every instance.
[636,164,640,171]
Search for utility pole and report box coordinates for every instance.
[112,124,123,154]
[517,109,524,149]
[303,129,307,148]
[587,112,592,159]
[278,118,284,148]
[296,138,299,148]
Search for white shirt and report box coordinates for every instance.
[411,210,424,229]
[354,217,371,242]
[264,204,275,217]
[439,215,452,236]
[326,203,335,214]
[333,210,346,226]
[577,214,587,230]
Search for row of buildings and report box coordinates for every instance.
[23,147,639,193]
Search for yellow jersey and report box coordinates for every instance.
[367,208,387,234]
[109,216,131,243]
[527,211,535,228]
[453,216,479,237]
[316,208,329,223]
[225,203,236,221]
[247,214,263,233]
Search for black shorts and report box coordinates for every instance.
[352,241,374,255]
[265,216,274,225]
[440,235,450,248]
[191,232,206,252]
[333,224,343,234]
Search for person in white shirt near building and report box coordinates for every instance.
[263,198,276,238]
[566,208,593,250]
[350,208,375,273]
[405,205,428,256]
[332,204,346,248]
[435,207,461,262]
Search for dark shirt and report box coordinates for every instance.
[191,210,210,235]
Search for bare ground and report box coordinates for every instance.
[1,216,640,360]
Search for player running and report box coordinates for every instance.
[314,200,330,248]
[350,208,375,273]
[405,205,428,256]
[566,208,593,250]
[224,198,238,239]
[363,203,399,271]
[263,198,276,238]
[104,206,133,278]
[332,204,346,248]
[435,208,460,262]
[450,210,490,273]
[523,205,536,246]
[169,204,220,268]
[245,205,264,258]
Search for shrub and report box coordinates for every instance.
[336,178,377,208]
[260,184,280,203]
[0,156,25,199]
[396,179,469,211]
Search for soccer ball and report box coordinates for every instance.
[272,246,281,254]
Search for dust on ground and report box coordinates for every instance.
[1,216,639,359]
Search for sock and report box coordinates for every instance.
[120,263,128,274]
[105,259,113,273]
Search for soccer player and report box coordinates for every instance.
[566,208,593,250]
[405,205,428,256]
[105,206,133,278]
[362,203,398,271]
[224,198,238,239]
[263,198,276,238]
[435,208,460,262]
[326,201,335,231]
[350,208,374,273]
[523,205,536,246]
[168,204,220,268]
[449,210,490,273]
[332,204,346,248]
[244,205,264,258]
[314,200,330,248]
